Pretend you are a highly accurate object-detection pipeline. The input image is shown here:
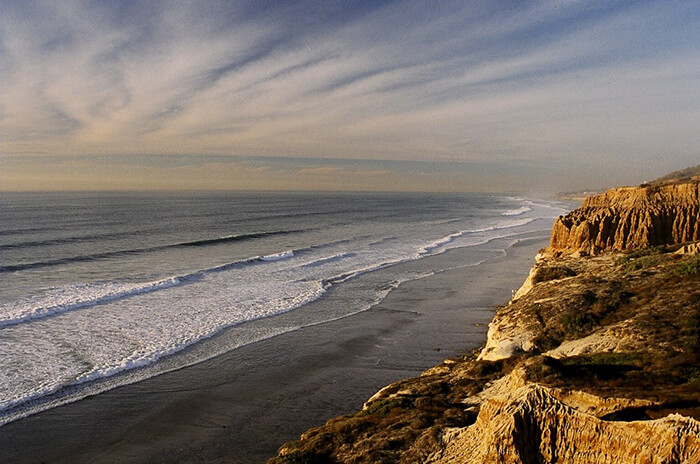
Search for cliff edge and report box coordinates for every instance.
[270,178,700,464]
[550,181,700,255]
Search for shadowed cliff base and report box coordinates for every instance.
[270,175,700,464]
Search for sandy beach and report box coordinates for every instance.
[1,234,548,464]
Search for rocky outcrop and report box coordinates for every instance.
[429,374,700,464]
[677,242,700,255]
[478,254,581,362]
[550,182,700,255]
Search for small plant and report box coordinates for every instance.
[616,246,664,261]
[559,311,595,337]
[523,356,564,384]
[363,398,406,417]
[563,352,643,367]
[616,247,668,273]
[670,256,700,277]
[532,331,562,352]
[616,247,667,274]
[591,287,634,321]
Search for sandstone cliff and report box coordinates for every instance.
[431,371,700,464]
[550,182,700,255]
[270,180,700,464]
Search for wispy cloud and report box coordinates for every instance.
[2,0,699,191]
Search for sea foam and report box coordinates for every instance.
[0,192,558,425]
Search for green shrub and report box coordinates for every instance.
[523,356,565,384]
[618,254,666,273]
[532,331,562,352]
[591,287,634,320]
[559,311,595,337]
[616,246,668,272]
[671,256,700,277]
[563,352,643,367]
[363,399,407,417]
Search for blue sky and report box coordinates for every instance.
[1,0,699,191]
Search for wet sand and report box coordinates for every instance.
[1,235,547,464]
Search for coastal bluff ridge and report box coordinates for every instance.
[550,182,700,255]
[270,174,700,463]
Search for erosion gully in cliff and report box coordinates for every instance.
[270,179,700,464]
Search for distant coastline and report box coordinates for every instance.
[554,189,604,202]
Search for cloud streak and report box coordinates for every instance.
[2,0,699,191]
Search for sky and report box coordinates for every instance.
[1,0,699,193]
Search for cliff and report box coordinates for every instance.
[270,180,700,464]
[550,182,700,255]
[432,374,700,464]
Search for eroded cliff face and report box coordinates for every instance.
[430,369,700,464]
[550,182,700,255]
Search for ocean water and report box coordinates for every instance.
[0,191,567,424]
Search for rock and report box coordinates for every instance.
[428,381,700,464]
[545,332,638,359]
[477,323,536,361]
[676,241,700,255]
[550,182,700,255]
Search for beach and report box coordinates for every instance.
[1,233,547,463]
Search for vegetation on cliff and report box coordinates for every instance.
[652,165,700,185]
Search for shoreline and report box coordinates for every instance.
[1,233,549,464]
[269,179,700,463]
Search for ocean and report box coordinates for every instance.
[0,191,567,425]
